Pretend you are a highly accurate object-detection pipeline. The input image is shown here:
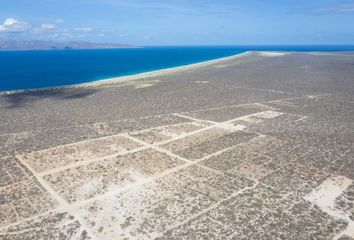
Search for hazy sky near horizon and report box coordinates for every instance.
[0,0,354,45]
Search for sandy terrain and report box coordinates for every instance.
[0,52,353,239]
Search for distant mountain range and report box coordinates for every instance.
[0,39,136,50]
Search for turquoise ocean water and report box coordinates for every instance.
[0,45,354,91]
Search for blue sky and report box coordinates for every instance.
[0,0,354,45]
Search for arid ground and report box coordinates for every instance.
[0,52,353,239]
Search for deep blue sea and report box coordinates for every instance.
[0,45,354,91]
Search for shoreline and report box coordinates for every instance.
[3,50,352,95]
[0,51,252,95]
[0,51,292,95]
[1,49,354,95]
[74,51,255,86]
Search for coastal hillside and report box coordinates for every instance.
[0,39,135,50]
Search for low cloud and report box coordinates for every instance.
[0,18,31,33]
[41,23,56,30]
[0,18,100,41]
[55,19,64,24]
[74,27,93,32]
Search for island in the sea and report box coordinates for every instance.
[0,39,136,50]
